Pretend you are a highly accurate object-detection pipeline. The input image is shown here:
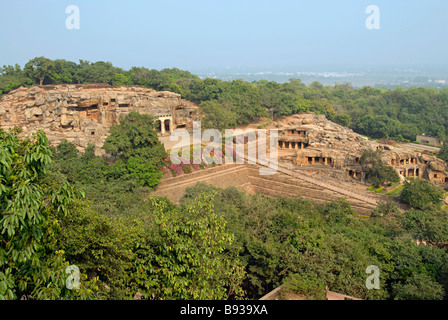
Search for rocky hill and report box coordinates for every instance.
[0,84,198,153]
[269,113,448,184]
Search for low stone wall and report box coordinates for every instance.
[246,167,376,215]
[153,164,252,204]
[259,285,361,300]
[153,163,379,215]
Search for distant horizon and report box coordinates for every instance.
[4,55,448,89]
[1,0,448,73]
[5,56,448,73]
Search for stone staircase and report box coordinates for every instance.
[248,154,382,208]
[153,164,251,203]
[246,167,376,215]
[151,139,385,214]
[153,162,379,215]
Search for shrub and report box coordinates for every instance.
[399,179,444,209]
[282,273,327,300]
[182,164,192,174]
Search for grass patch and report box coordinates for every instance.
[257,119,272,129]
[388,182,401,189]
[386,184,404,196]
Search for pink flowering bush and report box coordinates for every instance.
[162,140,245,177]
[378,138,395,146]
[162,145,208,176]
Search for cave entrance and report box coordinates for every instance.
[155,120,162,132]
[164,119,171,133]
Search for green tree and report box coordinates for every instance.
[282,273,327,300]
[57,201,137,299]
[361,149,400,186]
[128,67,172,91]
[75,60,121,85]
[127,156,163,189]
[335,113,351,127]
[392,273,444,300]
[24,57,54,85]
[132,193,246,300]
[200,100,238,131]
[402,208,448,246]
[112,73,133,86]
[437,140,448,162]
[182,184,332,298]
[0,64,32,94]
[50,59,77,84]
[371,199,401,218]
[399,179,444,209]
[54,138,79,161]
[103,158,128,181]
[0,129,92,299]
[321,198,354,226]
[103,112,167,169]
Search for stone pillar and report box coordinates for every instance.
[324,157,327,165]
[157,115,173,135]
[160,119,165,135]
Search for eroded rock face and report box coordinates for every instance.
[0,84,198,153]
[270,113,448,184]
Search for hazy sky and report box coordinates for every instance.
[0,0,447,71]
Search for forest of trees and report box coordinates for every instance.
[2,57,448,144]
[2,111,448,300]
[2,57,448,300]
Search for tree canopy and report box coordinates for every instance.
[103,111,167,169]
[2,127,448,300]
[399,179,445,209]
[360,149,400,186]
[2,58,448,300]
[4,57,448,149]
[0,128,94,299]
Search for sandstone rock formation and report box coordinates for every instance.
[1,86,447,186]
[269,113,448,185]
[0,84,198,154]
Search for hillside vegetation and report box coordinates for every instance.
[2,57,448,143]
[2,114,448,300]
